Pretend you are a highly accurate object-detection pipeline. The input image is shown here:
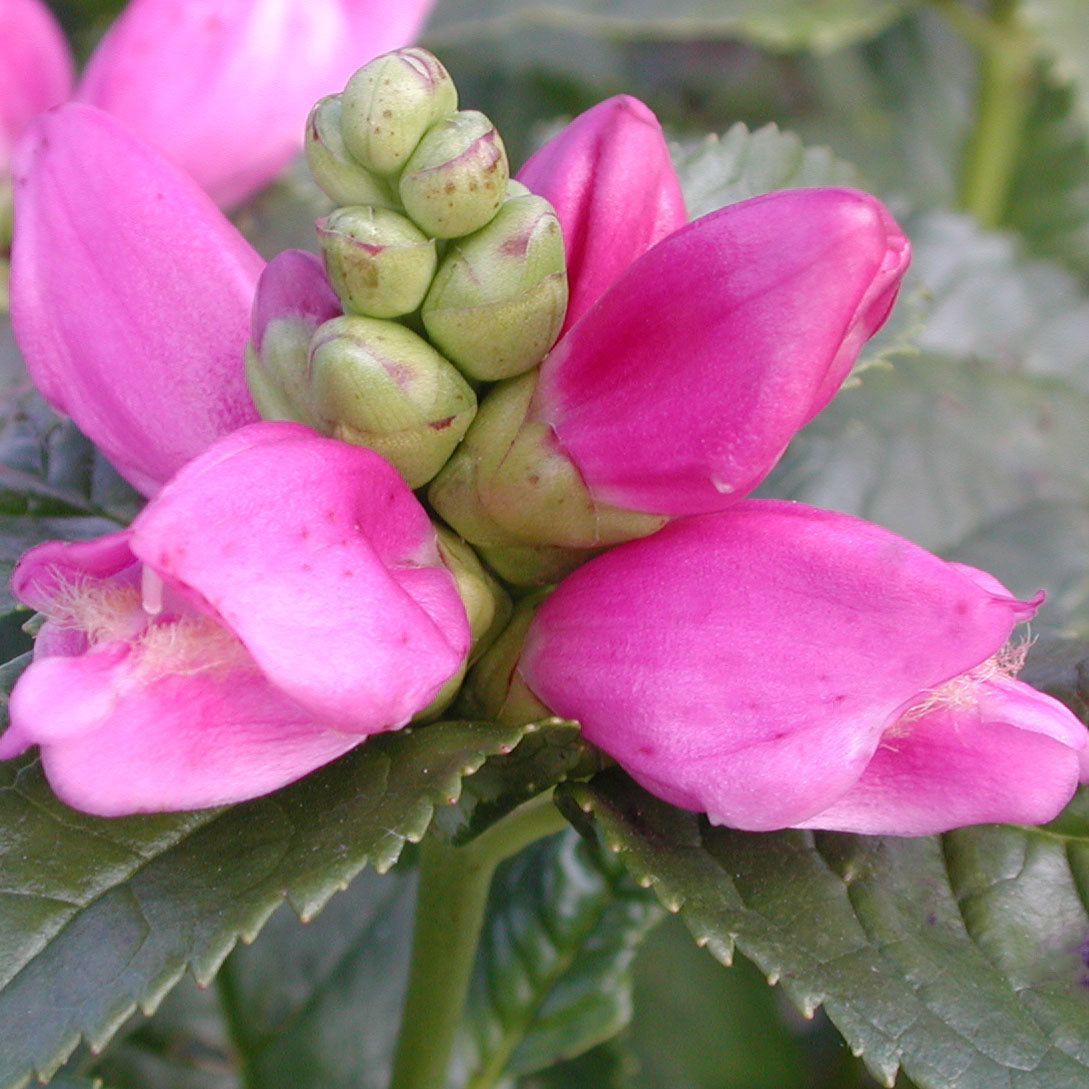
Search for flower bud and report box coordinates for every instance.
[339,47,458,176]
[309,315,477,488]
[317,205,437,318]
[399,110,509,239]
[421,193,568,380]
[245,250,341,429]
[428,372,665,583]
[305,96,400,209]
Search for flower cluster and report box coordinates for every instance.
[2,46,1086,833]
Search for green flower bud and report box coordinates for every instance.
[309,315,477,488]
[340,48,458,176]
[428,372,665,583]
[399,110,509,239]
[317,206,437,318]
[244,325,322,431]
[412,525,513,723]
[305,96,400,209]
[421,193,568,380]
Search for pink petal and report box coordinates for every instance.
[76,0,436,207]
[0,0,72,174]
[795,677,1086,834]
[251,249,341,353]
[533,188,910,516]
[130,421,469,729]
[516,95,686,333]
[9,103,263,495]
[520,501,1057,832]
[5,646,360,813]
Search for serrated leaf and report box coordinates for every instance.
[559,770,1089,1089]
[0,719,529,1089]
[433,719,606,845]
[453,829,662,1087]
[208,864,417,1089]
[672,122,859,221]
[426,0,912,54]
[81,975,236,1089]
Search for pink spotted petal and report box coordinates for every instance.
[0,0,72,174]
[4,645,360,813]
[534,188,910,516]
[520,501,1049,832]
[130,421,469,730]
[76,0,437,207]
[517,95,686,332]
[795,677,1087,835]
[10,103,263,495]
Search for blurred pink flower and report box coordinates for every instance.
[0,421,469,815]
[75,0,437,207]
[10,103,263,494]
[0,0,72,178]
[520,501,1088,835]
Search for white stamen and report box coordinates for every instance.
[141,566,165,618]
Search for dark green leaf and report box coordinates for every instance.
[427,0,913,53]
[454,829,662,1086]
[0,719,529,1089]
[517,1040,637,1089]
[559,771,1089,1089]
[433,719,606,845]
[81,975,236,1089]
[1019,637,1089,722]
[213,865,417,1089]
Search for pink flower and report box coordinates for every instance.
[516,95,686,333]
[532,187,911,517]
[10,102,264,495]
[0,0,434,208]
[519,501,1088,835]
[0,421,469,815]
[75,0,436,207]
[0,0,72,178]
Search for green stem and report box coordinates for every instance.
[389,792,570,1089]
[214,957,262,1089]
[936,0,1037,228]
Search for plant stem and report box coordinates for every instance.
[939,0,1036,228]
[388,792,570,1089]
[214,957,261,1089]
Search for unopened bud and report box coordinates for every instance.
[310,315,477,488]
[305,96,400,209]
[245,250,342,430]
[399,111,509,239]
[429,372,665,583]
[340,48,459,176]
[421,193,568,380]
[317,206,437,318]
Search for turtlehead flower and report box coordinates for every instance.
[0,0,72,179]
[430,184,911,581]
[10,102,263,495]
[518,501,1089,836]
[0,422,470,815]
